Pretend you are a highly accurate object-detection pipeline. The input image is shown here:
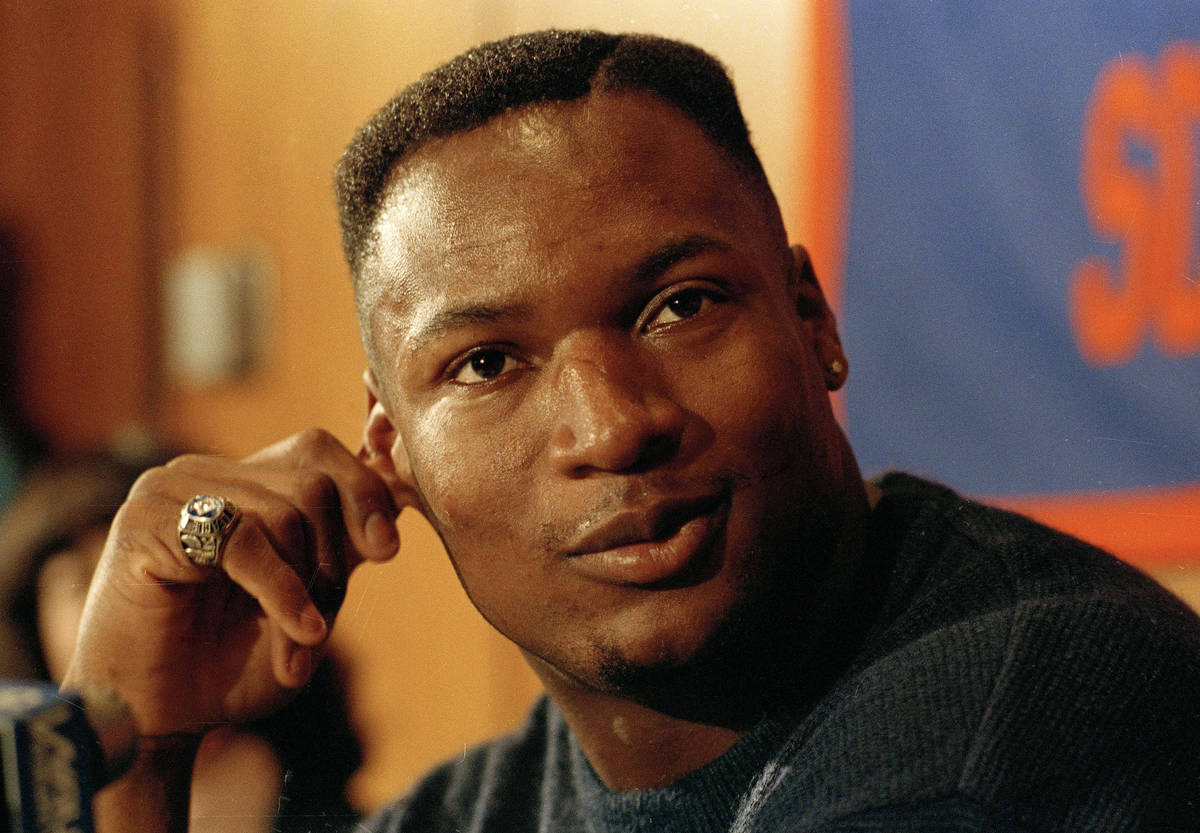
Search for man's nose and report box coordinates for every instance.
[548,346,686,476]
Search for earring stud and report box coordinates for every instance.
[828,359,844,375]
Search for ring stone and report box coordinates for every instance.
[178,494,239,568]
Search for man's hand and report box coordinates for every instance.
[62,428,403,740]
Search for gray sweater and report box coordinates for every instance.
[363,474,1200,832]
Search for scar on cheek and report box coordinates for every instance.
[611,715,634,746]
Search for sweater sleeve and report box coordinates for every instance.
[807,795,1036,832]
[737,479,1200,833]
[953,592,1200,832]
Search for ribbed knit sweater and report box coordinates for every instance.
[364,474,1200,832]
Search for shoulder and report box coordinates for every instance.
[360,696,580,833]
[746,474,1200,830]
[866,472,1200,657]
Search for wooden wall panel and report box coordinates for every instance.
[0,0,159,451]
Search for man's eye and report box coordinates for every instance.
[643,287,718,330]
[450,349,521,384]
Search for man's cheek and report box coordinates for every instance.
[411,449,521,542]
[413,461,481,535]
[406,407,493,529]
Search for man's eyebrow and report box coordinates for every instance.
[630,235,731,286]
[406,301,534,356]
[405,235,729,356]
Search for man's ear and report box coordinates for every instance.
[789,244,849,391]
[360,368,421,510]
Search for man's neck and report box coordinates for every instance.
[538,677,746,792]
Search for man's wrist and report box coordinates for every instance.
[93,734,201,833]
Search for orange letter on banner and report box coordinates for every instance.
[1071,56,1157,366]
[1071,43,1200,366]
[1156,43,1200,356]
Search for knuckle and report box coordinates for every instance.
[342,465,377,503]
[162,452,215,473]
[106,501,156,557]
[129,462,182,496]
[107,497,195,580]
[294,470,339,511]
[259,502,308,553]
[294,427,336,458]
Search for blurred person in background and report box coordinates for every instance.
[0,439,362,832]
[0,224,45,513]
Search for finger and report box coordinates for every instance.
[269,621,311,689]
[262,429,402,565]
[220,516,327,647]
[157,454,355,619]
[253,471,349,617]
[159,454,339,579]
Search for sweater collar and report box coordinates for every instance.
[566,711,792,833]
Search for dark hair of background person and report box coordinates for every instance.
[334,28,772,283]
[0,223,46,512]
[0,445,363,830]
[0,447,155,681]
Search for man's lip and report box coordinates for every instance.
[566,494,725,554]
[563,494,728,586]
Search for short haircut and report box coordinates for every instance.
[334,29,773,282]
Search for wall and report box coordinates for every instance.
[0,0,161,450]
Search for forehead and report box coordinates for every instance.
[359,92,778,335]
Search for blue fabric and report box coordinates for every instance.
[841,3,1200,494]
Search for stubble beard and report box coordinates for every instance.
[588,481,845,728]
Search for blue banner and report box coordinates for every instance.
[841,2,1200,496]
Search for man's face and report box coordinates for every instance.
[361,92,851,701]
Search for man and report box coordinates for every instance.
[65,30,1200,832]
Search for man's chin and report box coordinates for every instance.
[585,601,771,726]
[588,647,762,728]
[595,650,700,703]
